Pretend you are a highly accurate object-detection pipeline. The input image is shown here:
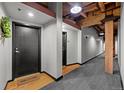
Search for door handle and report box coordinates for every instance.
[15,50,20,53]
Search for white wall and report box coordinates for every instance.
[63,29,78,64]
[42,20,58,78]
[56,3,62,78]
[42,19,62,79]
[63,23,82,65]
[78,31,82,64]
[81,27,103,63]
[119,2,124,86]
[0,3,12,89]
[42,3,62,79]
[118,20,121,68]
[115,36,118,55]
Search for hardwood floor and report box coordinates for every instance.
[6,64,80,90]
[5,73,54,90]
[62,64,80,76]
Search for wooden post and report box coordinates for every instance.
[105,20,114,74]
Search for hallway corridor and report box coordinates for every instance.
[41,54,122,90]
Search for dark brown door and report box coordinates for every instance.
[12,22,41,78]
[62,32,67,66]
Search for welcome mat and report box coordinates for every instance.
[17,74,40,86]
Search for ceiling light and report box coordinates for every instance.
[99,33,104,36]
[28,12,34,17]
[70,6,82,14]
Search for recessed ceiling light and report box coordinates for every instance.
[70,6,82,14]
[28,12,34,17]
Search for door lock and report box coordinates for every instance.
[15,48,20,53]
[16,50,20,53]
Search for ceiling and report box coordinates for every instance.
[37,2,120,35]
[2,2,120,35]
[63,2,120,34]
[3,2,55,25]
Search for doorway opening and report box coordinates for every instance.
[12,22,41,79]
[62,32,67,66]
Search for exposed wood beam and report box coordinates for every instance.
[64,19,81,30]
[104,2,112,5]
[64,2,118,18]
[22,2,55,17]
[79,6,120,28]
[80,12,87,18]
[113,7,120,16]
[103,16,119,22]
[98,2,105,12]
[64,19,76,24]
[82,2,95,8]
[93,26,100,35]
[37,2,48,8]
[79,14,105,28]
[105,20,114,74]
[63,3,71,16]
[96,25,103,32]
[116,2,120,7]
[83,3,98,13]
[90,7,120,17]
[102,6,120,13]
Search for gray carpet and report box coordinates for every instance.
[41,54,122,90]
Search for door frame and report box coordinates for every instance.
[12,22,41,80]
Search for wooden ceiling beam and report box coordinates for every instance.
[83,3,98,13]
[37,2,48,8]
[23,2,55,17]
[79,6,120,28]
[63,2,120,29]
[89,7,120,16]
[104,2,112,5]
[64,19,81,30]
[116,2,120,7]
[102,6,120,13]
[113,7,120,16]
[98,2,105,12]
[63,3,71,16]
[93,26,100,35]
[79,14,105,28]
[96,25,103,32]
[80,12,87,18]
[81,2,95,8]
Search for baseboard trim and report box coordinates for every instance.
[117,69,124,90]
[80,53,103,65]
[41,71,56,80]
[42,71,63,81]
[65,63,80,66]
[116,62,124,90]
[120,75,124,90]
[55,76,63,81]
[4,79,14,90]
